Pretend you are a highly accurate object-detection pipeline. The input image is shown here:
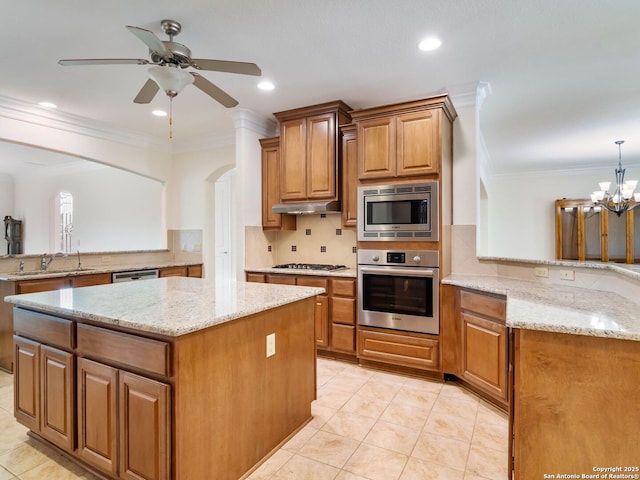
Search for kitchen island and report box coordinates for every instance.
[5,277,323,480]
[444,273,640,479]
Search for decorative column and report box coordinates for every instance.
[227,108,277,280]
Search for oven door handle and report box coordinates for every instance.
[359,266,437,277]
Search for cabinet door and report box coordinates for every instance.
[119,371,170,480]
[40,345,74,451]
[306,112,336,199]
[280,118,307,200]
[14,336,40,431]
[331,324,355,353]
[261,137,295,230]
[77,358,118,476]
[314,295,329,348]
[159,266,187,278]
[331,297,355,325]
[461,312,507,401]
[396,110,439,177]
[357,116,395,180]
[341,125,358,227]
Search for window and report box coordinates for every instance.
[57,191,73,253]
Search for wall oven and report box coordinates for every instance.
[358,249,439,334]
[357,181,438,241]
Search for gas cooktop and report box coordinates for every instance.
[273,263,347,271]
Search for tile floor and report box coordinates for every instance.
[0,358,509,480]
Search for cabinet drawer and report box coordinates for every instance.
[297,276,328,290]
[332,324,355,353]
[246,273,266,283]
[460,290,506,321]
[358,329,440,371]
[267,274,297,285]
[332,297,355,325]
[77,324,169,377]
[14,308,73,350]
[332,278,356,297]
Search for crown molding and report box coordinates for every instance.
[0,95,165,151]
[228,108,277,137]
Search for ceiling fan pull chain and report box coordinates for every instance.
[169,97,173,140]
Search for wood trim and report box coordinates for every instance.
[349,94,457,123]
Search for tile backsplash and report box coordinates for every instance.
[245,214,357,268]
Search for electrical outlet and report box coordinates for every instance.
[266,333,276,357]
[534,267,549,278]
[559,270,575,281]
[101,255,111,264]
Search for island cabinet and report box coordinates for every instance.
[12,290,317,480]
[350,95,457,181]
[441,285,510,408]
[273,101,352,202]
[260,137,295,231]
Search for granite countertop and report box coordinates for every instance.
[444,274,640,341]
[245,266,357,278]
[0,261,201,281]
[4,277,324,337]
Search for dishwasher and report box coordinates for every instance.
[111,269,159,283]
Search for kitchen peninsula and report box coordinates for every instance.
[444,264,640,479]
[5,277,323,480]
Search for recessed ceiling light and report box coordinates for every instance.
[257,81,275,91]
[152,110,167,117]
[418,37,442,52]
[39,101,57,108]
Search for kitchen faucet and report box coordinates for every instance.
[40,252,66,271]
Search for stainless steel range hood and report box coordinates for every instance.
[272,200,341,215]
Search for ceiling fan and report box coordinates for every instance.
[58,19,262,108]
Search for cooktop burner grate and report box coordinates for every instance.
[273,263,347,271]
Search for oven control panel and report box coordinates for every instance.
[358,249,439,268]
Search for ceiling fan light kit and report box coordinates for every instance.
[148,66,193,97]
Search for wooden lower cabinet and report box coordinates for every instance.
[248,273,357,355]
[13,336,75,451]
[77,358,170,480]
[358,327,440,371]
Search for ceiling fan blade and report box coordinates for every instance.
[59,58,151,66]
[133,79,160,104]
[191,73,238,108]
[126,25,173,59]
[191,59,261,76]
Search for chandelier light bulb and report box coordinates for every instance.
[598,182,611,192]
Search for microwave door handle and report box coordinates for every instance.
[359,266,437,277]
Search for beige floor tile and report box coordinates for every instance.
[440,383,481,404]
[356,378,403,403]
[334,470,370,480]
[18,456,87,480]
[379,399,430,430]
[476,401,508,426]
[363,420,420,455]
[0,373,12,388]
[281,425,318,453]
[465,445,509,479]
[463,474,493,480]
[392,385,439,409]
[411,432,470,470]
[340,393,389,419]
[402,376,443,393]
[297,430,360,468]
[316,384,356,410]
[343,443,407,480]
[248,449,295,480]
[399,456,465,480]
[0,424,28,456]
[471,421,509,452]
[0,386,12,414]
[0,466,15,480]
[321,409,377,442]
[270,454,340,480]
[309,402,338,430]
[0,441,57,476]
[424,410,476,443]
[431,395,480,421]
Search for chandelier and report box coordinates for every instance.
[590,140,640,216]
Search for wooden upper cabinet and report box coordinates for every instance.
[274,100,352,203]
[340,124,358,228]
[352,95,456,181]
[260,137,295,231]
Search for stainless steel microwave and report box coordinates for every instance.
[357,181,438,241]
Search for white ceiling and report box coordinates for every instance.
[3,0,640,176]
